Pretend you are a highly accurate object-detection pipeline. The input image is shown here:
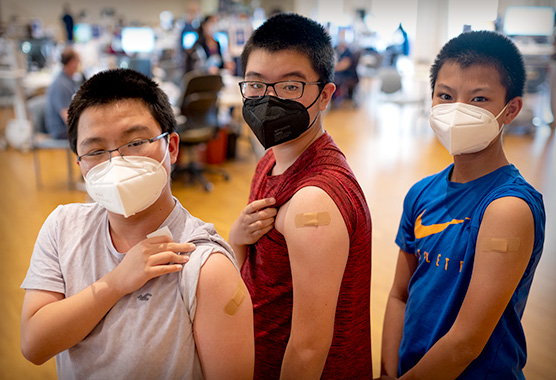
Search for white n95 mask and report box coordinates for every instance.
[84,148,169,218]
[430,102,508,155]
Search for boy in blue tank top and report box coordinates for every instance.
[380,31,546,380]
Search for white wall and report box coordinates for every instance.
[413,0,449,66]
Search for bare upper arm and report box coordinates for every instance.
[194,252,253,336]
[193,253,254,379]
[450,196,535,349]
[276,186,349,341]
[389,249,418,303]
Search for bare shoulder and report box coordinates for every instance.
[290,186,334,207]
[275,186,340,233]
[199,253,240,286]
[482,196,533,231]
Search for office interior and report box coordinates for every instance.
[0,0,555,378]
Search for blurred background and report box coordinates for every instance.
[0,0,554,379]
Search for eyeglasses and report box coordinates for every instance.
[239,80,324,100]
[77,132,169,166]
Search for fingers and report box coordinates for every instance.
[255,224,274,239]
[140,245,191,280]
[147,241,195,264]
[248,214,275,231]
[166,242,197,254]
[257,207,278,219]
[245,197,276,214]
[243,198,277,226]
[145,238,196,254]
[130,239,194,272]
[149,251,189,267]
[229,198,278,247]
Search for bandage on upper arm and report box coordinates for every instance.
[483,238,521,252]
[224,280,248,316]
[294,212,331,227]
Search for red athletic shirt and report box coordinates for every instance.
[241,132,373,379]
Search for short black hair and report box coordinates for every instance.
[67,69,177,154]
[240,13,335,84]
[430,31,526,103]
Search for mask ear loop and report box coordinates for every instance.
[494,103,509,121]
[158,134,170,168]
[494,103,510,138]
[304,85,326,130]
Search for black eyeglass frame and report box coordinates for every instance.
[238,80,325,100]
[77,132,169,162]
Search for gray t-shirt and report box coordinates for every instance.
[21,198,238,380]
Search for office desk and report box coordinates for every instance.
[218,74,243,109]
[217,74,266,158]
[22,70,54,96]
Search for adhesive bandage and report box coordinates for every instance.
[294,212,331,227]
[484,237,521,252]
[224,281,248,316]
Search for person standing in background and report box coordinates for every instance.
[61,4,74,42]
[193,14,234,74]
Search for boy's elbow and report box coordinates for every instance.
[21,347,45,365]
[291,333,333,365]
[21,335,50,365]
[449,333,484,366]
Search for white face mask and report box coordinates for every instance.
[429,102,508,155]
[84,146,169,218]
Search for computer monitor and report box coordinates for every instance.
[182,31,198,50]
[214,31,229,55]
[503,6,555,37]
[128,58,152,78]
[118,56,152,78]
[121,27,155,54]
[74,23,92,43]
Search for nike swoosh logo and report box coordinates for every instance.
[414,210,467,239]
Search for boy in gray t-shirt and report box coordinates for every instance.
[21,69,254,379]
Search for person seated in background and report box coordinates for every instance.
[379,31,545,380]
[44,47,81,139]
[332,29,360,107]
[20,69,254,380]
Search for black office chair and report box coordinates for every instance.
[172,70,230,191]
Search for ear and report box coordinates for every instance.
[501,97,523,125]
[318,82,336,111]
[168,132,180,165]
